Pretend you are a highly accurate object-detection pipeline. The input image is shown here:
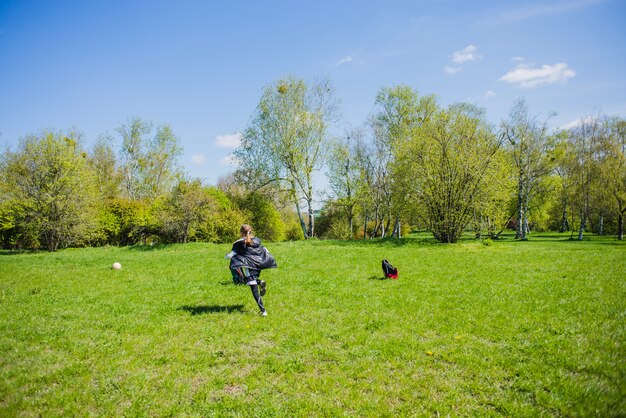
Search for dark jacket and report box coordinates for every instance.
[229,237,277,270]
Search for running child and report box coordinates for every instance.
[226,224,277,316]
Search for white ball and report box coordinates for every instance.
[112,262,122,270]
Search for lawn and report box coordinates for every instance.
[0,233,624,416]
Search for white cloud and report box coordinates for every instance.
[215,132,242,148]
[444,66,462,74]
[191,154,206,165]
[560,116,597,130]
[335,55,353,67]
[484,90,497,98]
[452,45,481,64]
[219,154,238,167]
[499,62,576,88]
[511,56,525,62]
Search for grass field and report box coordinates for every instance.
[1,233,625,416]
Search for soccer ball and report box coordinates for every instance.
[112,262,122,270]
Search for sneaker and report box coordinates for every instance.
[260,311,267,317]
[259,280,267,296]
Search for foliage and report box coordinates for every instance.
[395,100,509,243]
[598,117,626,239]
[235,76,338,238]
[0,131,98,250]
[117,117,182,202]
[501,98,558,239]
[230,191,286,242]
[325,130,363,237]
[159,178,214,243]
[99,198,160,246]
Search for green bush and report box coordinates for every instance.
[229,192,287,242]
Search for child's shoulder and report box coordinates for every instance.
[232,238,245,251]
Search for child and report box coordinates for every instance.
[226,224,277,316]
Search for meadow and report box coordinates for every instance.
[0,233,624,416]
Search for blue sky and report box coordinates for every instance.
[1,0,624,184]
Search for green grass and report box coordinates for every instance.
[1,233,625,416]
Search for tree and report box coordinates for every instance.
[597,116,626,239]
[326,129,364,238]
[234,76,338,239]
[564,117,604,240]
[230,191,286,242]
[117,118,182,202]
[373,86,438,238]
[160,178,213,243]
[89,134,120,200]
[501,99,556,239]
[399,102,506,243]
[0,131,97,250]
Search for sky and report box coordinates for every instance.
[1,0,625,185]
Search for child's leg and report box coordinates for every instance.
[254,272,266,296]
[248,283,265,313]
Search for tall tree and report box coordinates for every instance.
[565,117,604,240]
[159,178,213,244]
[89,134,120,200]
[0,131,97,250]
[326,129,364,238]
[234,76,338,238]
[601,117,626,239]
[373,86,438,237]
[398,102,506,243]
[501,99,556,239]
[117,118,182,202]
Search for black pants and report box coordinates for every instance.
[249,281,265,313]
[231,266,265,313]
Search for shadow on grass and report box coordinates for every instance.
[494,233,626,246]
[367,275,387,281]
[179,304,245,315]
[127,243,171,251]
[0,250,34,256]
[326,236,441,247]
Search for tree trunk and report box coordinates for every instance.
[598,214,604,236]
[372,208,380,238]
[524,216,530,236]
[522,193,530,238]
[306,179,315,238]
[290,180,308,239]
[363,212,368,240]
[306,198,314,239]
[348,209,354,239]
[516,174,524,239]
[577,210,586,240]
[618,212,624,241]
[559,207,569,232]
[383,217,391,238]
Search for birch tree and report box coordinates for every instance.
[234,76,337,238]
[600,117,626,239]
[326,129,364,237]
[565,117,604,240]
[501,99,556,239]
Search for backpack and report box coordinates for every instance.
[382,259,398,279]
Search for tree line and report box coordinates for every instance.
[234,78,625,243]
[0,119,301,251]
[1,77,625,250]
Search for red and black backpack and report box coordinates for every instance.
[382,259,398,279]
